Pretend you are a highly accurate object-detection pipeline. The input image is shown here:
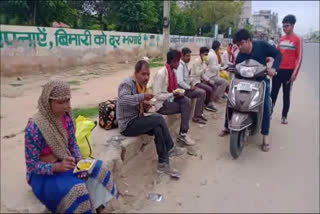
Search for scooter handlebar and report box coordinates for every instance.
[226,65,236,73]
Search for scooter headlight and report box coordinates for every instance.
[239,66,256,78]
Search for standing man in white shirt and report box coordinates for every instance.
[176,47,207,124]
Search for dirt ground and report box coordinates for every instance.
[1,43,319,213]
[0,55,213,213]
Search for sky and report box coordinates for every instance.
[251,1,320,36]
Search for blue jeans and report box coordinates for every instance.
[224,78,270,135]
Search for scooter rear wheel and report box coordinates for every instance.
[230,130,245,159]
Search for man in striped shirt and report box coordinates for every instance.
[117,60,186,177]
[271,14,303,124]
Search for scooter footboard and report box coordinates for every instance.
[229,112,253,131]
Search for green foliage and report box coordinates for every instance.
[66,80,81,85]
[90,24,102,30]
[72,107,98,119]
[244,23,254,37]
[0,0,243,37]
[109,0,158,32]
[170,2,197,36]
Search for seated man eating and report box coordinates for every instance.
[117,60,186,177]
[176,47,207,124]
[153,49,195,146]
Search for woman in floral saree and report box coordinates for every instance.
[25,80,118,213]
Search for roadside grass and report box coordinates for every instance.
[66,80,81,85]
[9,83,23,87]
[149,62,163,68]
[72,106,98,119]
[149,57,163,68]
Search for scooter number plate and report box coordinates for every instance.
[237,82,252,92]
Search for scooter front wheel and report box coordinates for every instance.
[230,130,245,159]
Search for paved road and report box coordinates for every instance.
[134,43,319,213]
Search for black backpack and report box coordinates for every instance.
[98,100,118,130]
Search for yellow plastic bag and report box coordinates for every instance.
[75,115,96,159]
[219,70,231,84]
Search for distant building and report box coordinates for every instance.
[238,1,252,29]
[252,10,281,41]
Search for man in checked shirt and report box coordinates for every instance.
[117,60,186,177]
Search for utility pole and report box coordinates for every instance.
[162,0,170,61]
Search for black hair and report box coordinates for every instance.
[135,60,149,73]
[228,43,233,47]
[282,14,296,25]
[167,49,181,64]
[212,40,221,50]
[233,29,252,43]
[181,47,192,56]
[199,46,209,54]
[232,37,236,44]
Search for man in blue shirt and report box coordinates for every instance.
[219,29,282,152]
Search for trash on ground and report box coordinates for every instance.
[201,180,207,186]
[107,135,126,143]
[3,133,16,139]
[187,147,198,156]
[147,193,162,202]
[106,135,126,149]
[170,172,181,179]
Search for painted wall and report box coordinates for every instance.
[0,25,214,75]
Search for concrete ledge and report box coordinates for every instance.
[92,113,181,166]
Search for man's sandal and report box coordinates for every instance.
[218,129,230,137]
[261,143,270,152]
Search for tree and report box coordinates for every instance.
[170,1,196,36]
[110,0,158,33]
[244,23,254,37]
[0,0,79,27]
[182,0,242,36]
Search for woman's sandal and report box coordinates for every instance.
[261,143,270,152]
[218,129,230,137]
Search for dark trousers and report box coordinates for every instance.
[224,79,271,135]
[195,82,214,105]
[271,69,293,118]
[157,96,191,134]
[184,88,206,118]
[122,114,174,163]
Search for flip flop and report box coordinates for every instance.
[261,143,270,152]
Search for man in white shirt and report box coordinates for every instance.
[222,43,234,70]
[207,41,229,102]
[153,49,195,145]
[191,47,217,112]
[176,47,207,124]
